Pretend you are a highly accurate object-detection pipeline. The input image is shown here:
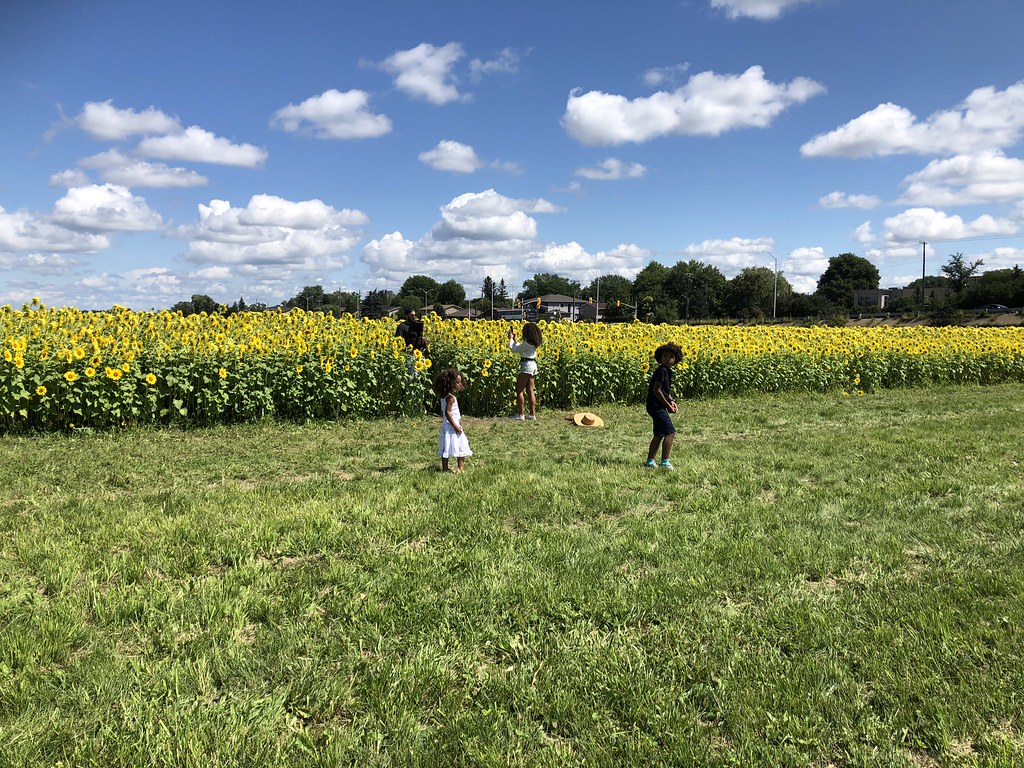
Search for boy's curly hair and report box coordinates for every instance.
[654,343,683,363]
[434,368,463,398]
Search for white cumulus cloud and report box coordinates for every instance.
[431,190,541,242]
[781,246,829,294]
[419,140,484,173]
[522,242,649,280]
[180,195,367,267]
[270,89,392,139]
[898,151,1024,205]
[79,149,208,188]
[361,190,561,287]
[681,236,775,275]
[380,42,466,104]
[137,126,267,167]
[643,64,690,89]
[563,66,824,145]
[75,100,181,140]
[882,207,1018,245]
[469,48,523,81]
[575,158,647,181]
[818,191,881,209]
[710,0,816,20]
[801,80,1024,158]
[0,206,109,252]
[50,168,91,188]
[51,184,164,232]
[853,221,876,244]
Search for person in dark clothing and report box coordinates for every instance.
[396,308,429,356]
[644,342,682,470]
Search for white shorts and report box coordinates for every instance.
[519,358,537,376]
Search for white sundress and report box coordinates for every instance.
[438,395,473,458]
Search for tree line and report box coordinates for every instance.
[168,252,1021,320]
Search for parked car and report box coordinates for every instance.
[978,304,1009,312]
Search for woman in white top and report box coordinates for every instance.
[508,322,543,420]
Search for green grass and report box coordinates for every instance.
[1,385,1023,767]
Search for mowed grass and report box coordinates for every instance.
[1,385,1022,767]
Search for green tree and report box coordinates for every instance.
[815,253,880,308]
[725,267,792,319]
[398,275,441,305]
[789,292,833,318]
[496,279,510,301]
[581,274,633,321]
[582,274,631,303]
[360,289,394,319]
[665,260,728,320]
[632,261,676,323]
[325,290,359,315]
[961,265,1023,308]
[480,276,496,302]
[437,279,466,305]
[521,273,580,299]
[941,252,984,295]
[172,294,219,315]
[283,285,327,312]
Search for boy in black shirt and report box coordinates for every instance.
[645,343,682,470]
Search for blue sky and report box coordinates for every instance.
[2,0,1024,310]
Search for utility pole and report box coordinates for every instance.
[763,250,778,320]
[919,241,927,309]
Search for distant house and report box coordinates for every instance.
[422,304,481,320]
[576,301,608,321]
[445,306,483,320]
[852,286,952,309]
[513,294,608,320]
[494,307,531,321]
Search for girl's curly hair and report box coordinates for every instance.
[434,368,463,398]
[522,322,543,347]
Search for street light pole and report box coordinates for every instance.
[586,270,602,322]
[763,250,778,320]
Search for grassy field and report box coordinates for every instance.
[1,385,1022,767]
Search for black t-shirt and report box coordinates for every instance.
[396,319,424,349]
[646,364,673,412]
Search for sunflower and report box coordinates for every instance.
[64,370,79,382]
[36,385,46,396]
[84,367,96,378]
[145,373,157,385]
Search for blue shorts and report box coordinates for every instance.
[648,407,675,437]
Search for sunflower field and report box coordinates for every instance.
[3,299,1024,432]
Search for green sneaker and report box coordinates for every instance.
[644,459,656,468]
[659,460,674,470]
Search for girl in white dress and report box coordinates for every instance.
[434,368,472,473]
